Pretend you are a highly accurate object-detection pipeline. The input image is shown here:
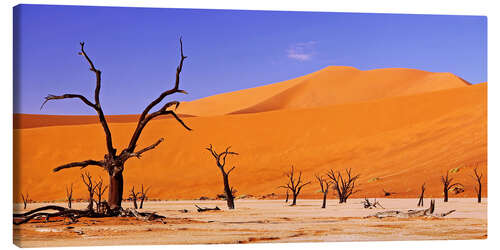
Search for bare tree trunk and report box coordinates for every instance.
[291,193,297,206]
[66,184,73,209]
[322,192,327,208]
[222,173,235,209]
[472,167,483,204]
[477,183,482,203]
[285,189,289,203]
[108,170,124,211]
[417,183,425,207]
[129,186,138,209]
[443,187,449,202]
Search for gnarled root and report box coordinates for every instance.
[13,205,166,225]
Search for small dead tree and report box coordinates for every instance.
[129,186,138,209]
[95,178,108,213]
[472,168,483,203]
[417,183,425,207]
[21,192,30,209]
[279,166,311,206]
[441,172,463,202]
[362,198,384,209]
[66,184,73,209]
[285,189,289,203]
[382,189,395,196]
[206,144,238,209]
[81,172,98,211]
[139,184,151,209]
[315,174,331,208]
[327,168,360,203]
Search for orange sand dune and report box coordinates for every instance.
[13,113,195,129]
[178,66,471,116]
[13,82,486,202]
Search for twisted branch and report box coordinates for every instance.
[53,159,104,172]
[128,38,189,152]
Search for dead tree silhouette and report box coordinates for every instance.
[21,192,30,209]
[315,174,331,208]
[417,183,426,207]
[279,166,311,206]
[129,186,138,209]
[472,167,483,203]
[94,178,108,213]
[66,184,73,209]
[327,168,360,203]
[206,145,238,209]
[39,38,191,213]
[81,172,98,211]
[441,172,463,202]
[139,184,151,209]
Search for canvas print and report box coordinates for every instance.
[13,4,487,247]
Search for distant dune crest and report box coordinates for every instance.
[15,66,476,129]
[178,66,473,116]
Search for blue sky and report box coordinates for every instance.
[14,5,487,115]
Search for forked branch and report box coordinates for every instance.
[41,42,115,155]
[129,138,165,159]
[127,38,189,152]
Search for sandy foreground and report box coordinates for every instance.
[13,198,487,247]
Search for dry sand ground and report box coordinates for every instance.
[13,198,486,247]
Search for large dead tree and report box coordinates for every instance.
[315,174,331,208]
[472,168,483,203]
[279,166,311,206]
[327,168,360,203]
[41,38,191,213]
[206,145,238,209]
[441,172,463,202]
[417,183,425,207]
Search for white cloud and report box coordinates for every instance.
[287,41,317,61]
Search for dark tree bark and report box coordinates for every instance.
[472,167,483,203]
[206,145,238,209]
[315,174,331,208]
[441,172,463,202]
[327,168,360,204]
[279,166,311,206]
[417,183,425,207]
[43,38,191,212]
[66,184,73,209]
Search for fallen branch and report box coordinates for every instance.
[366,200,455,219]
[194,204,221,212]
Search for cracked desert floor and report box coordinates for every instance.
[13,198,487,247]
